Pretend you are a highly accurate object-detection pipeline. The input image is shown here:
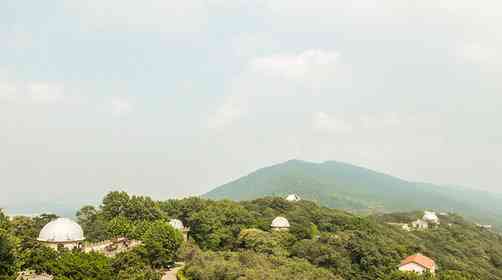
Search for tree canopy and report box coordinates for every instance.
[4,193,502,280]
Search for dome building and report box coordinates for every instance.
[271,216,290,231]
[285,194,301,202]
[37,218,85,250]
[423,211,440,225]
[169,218,190,241]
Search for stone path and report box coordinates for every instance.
[161,263,185,280]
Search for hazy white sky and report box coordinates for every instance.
[1,0,501,210]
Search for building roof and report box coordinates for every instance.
[16,271,53,280]
[423,211,439,223]
[412,219,428,225]
[285,194,301,202]
[169,219,185,230]
[400,253,435,270]
[271,216,290,228]
[37,218,85,243]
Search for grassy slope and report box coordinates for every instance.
[204,160,502,228]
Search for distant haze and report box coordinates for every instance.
[1,1,501,213]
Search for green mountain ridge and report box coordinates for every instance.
[204,159,502,228]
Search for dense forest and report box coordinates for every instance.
[205,160,502,230]
[2,192,502,279]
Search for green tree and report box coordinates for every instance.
[107,216,134,238]
[0,229,16,279]
[380,271,435,280]
[101,192,163,222]
[32,214,58,230]
[438,271,473,280]
[238,228,287,256]
[76,206,108,242]
[158,197,209,224]
[46,251,113,280]
[142,220,183,269]
[0,210,9,231]
[112,249,161,280]
[19,244,58,273]
[116,266,161,280]
[188,200,256,250]
[101,191,131,220]
[125,196,162,221]
[130,220,153,240]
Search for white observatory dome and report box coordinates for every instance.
[169,219,185,230]
[37,218,85,243]
[271,216,290,228]
[423,211,440,224]
[285,194,301,202]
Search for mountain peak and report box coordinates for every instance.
[204,160,502,229]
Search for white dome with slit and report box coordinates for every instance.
[271,216,290,228]
[169,219,184,230]
[423,211,440,224]
[285,194,301,202]
[38,218,85,243]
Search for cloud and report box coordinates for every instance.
[207,95,248,129]
[250,49,340,81]
[360,113,402,129]
[312,112,353,134]
[0,82,17,102]
[208,49,347,129]
[0,81,65,104]
[0,78,134,118]
[263,0,502,27]
[28,83,65,104]
[313,112,409,133]
[456,43,499,65]
[63,1,208,33]
[110,96,134,117]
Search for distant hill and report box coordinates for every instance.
[204,160,502,229]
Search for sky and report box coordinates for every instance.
[1,0,501,212]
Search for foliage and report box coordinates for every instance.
[45,251,113,280]
[107,216,135,239]
[101,192,163,222]
[0,211,9,231]
[76,206,108,242]
[9,213,58,250]
[183,250,339,280]
[187,200,256,250]
[238,229,288,256]
[204,159,502,230]
[142,220,183,269]
[0,229,16,278]
[7,192,502,280]
[112,249,161,280]
[18,244,59,273]
[101,191,131,220]
[177,270,188,280]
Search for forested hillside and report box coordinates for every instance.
[2,192,502,279]
[204,160,502,229]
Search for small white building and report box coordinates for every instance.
[387,223,411,231]
[16,271,53,280]
[423,211,440,225]
[169,218,190,241]
[476,224,493,230]
[271,216,290,231]
[37,218,85,250]
[399,253,436,275]
[412,219,429,230]
[285,194,301,202]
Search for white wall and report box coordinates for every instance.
[399,263,427,274]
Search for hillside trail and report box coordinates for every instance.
[162,263,185,280]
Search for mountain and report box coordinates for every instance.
[204,159,502,228]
